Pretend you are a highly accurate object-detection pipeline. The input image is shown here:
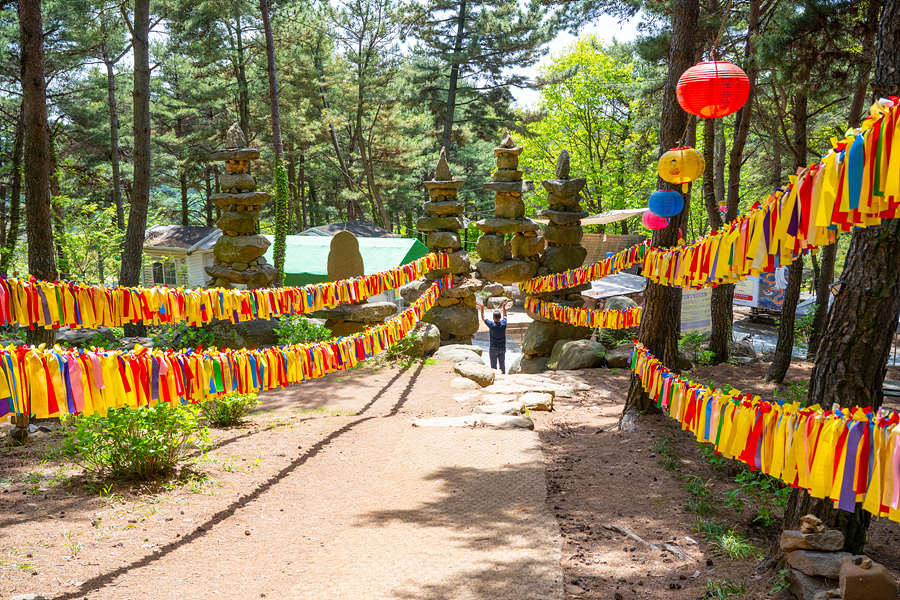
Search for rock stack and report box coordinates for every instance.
[402,148,480,345]
[781,514,898,600]
[205,124,278,289]
[475,131,542,285]
[516,151,591,374]
[309,231,397,337]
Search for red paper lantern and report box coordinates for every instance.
[677,61,750,119]
[642,210,669,230]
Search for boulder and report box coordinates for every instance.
[729,338,757,359]
[543,223,583,246]
[416,216,462,231]
[442,343,483,356]
[485,297,509,309]
[526,297,584,324]
[216,210,258,234]
[443,275,484,298]
[547,339,607,371]
[521,320,591,357]
[677,352,693,371]
[606,295,639,311]
[475,218,540,234]
[476,234,506,263]
[483,181,535,194]
[492,169,524,182]
[494,194,526,219]
[483,283,505,296]
[402,322,441,357]
[789,568,833,600]
[311,301,397,323]
[780,530,845,552]
[427,231,461,251]
[211,147,260,162]
[205,263,278,288]
[423,200,464,215]
[424,305,480,338]
[399,279,432,303]
[219,171,256,192]
[427,249,470,277]
[477,414,534,429]
[606,343,635,369]
[480,393,520,404]
[519,391,553,411]
[536,209,588,224]
[323,320,368,337]
[541,244,587,273]
[476,259,538,284]
[213,234,270,263]
[450,377,481,391]
[210,190,271,208]
[473,402,525,415]
[453,362,496,387]
[55,326,117,348]
[511,232,545,258]
[787,551,851,580]
[207,317,281,350]
[840,556,898,600]
[434,345,482,364]
[541,178,585,199]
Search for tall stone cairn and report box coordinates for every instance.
[400,148,481,345]
[205,124,278,289]
[475,131,542,284]
[517,150,592,373]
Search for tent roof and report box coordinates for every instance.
[262,235,430,286]
[532,208,646,226]
[299,219,398,238]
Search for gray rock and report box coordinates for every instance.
[812,590,841,600]
[543,222,583,246]
[55,326,117,348]
[482,181,535,194]
[207,318,281,350]
[424,305,480,338]
[677,352,693,371]
[483,283,505,296]
[416,216,463,232]
[519,391,553,411]
[606,343,635,369]
[411,414,533,429]
[402,322,441,357]
[226,122,248,148]
[788,569,832,600]
[311,301,397,323]
[494,194,526,219]
[477,414,534,429]
[541,178,585,198]
[453,362,496,387]
[536,209,588,225]
[729,338,757,358]
[509,356,551,374]
[541,244,587,273]
[472,401,525,415]
[511,232,545,258]
[450,377,481,391]
[476,218,540,234]
[211,147,260,161]
[219,171,256,192]
[485,297,509,309]
[441,343,483,356]
[548,339,606,371]
[423,200,464,215]
[427,231,461,251]
[476,234,506,263]
[400,279,432,303]
[427,249,470,277]
[216,210,258,234]
[206,263,277,288]
[781,530,845,552]
[210,190,271,208]
[475,259,539,284]
[788,551,851,580]
[213,233,270,263]
[434,346,482,364]
[521,320,592,357]
[606,295,639,311]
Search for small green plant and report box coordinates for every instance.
[678,331,706,354]
[724,469,790,526]
[684,497,715,515]
[373,333,419,366]
[200,392,260,427]
[704,577,746,599]
[273,315,333,346]
[62,403,207,481]
[769,569,790,594]
[699,443,727,469]
[151,323,217,350]
[775,380,809,405]
[694,517,760,560]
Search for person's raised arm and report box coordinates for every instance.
[501,299,508,319]
[477,299,485,321]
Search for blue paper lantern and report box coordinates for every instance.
[648,190,685,218]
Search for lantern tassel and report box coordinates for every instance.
[682,182,689,193]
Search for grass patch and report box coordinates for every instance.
[704,578,746,598]
[694,517,760,560]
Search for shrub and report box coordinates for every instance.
[274,315,333,346]
[151,323,216,350]
[200,392,260,427]
[62,403,206,481]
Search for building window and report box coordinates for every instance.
[152,261,178,286]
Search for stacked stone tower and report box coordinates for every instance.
[518,151,592,373]
[403,148,480,345]
[475,131,543,284]
[206,124,278,289]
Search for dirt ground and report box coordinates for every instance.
[1,358,898,599]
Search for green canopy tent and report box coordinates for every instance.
[262,235,431,287]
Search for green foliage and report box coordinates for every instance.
[62,404,207,481]
[693,517,761,560]
[151,324,217,350]
[723,469,790,527]
[273,316,333,346]
[679,332,714,366]
[200,392,260,427]
[704,578,747,599]
[372,334,418,366]
[774,381,809,405]
[272,159,289,286]
[600,328,632,349]
[698,443,727,469]
[794,305,817,347]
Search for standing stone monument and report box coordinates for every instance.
[400,148,481,345]
[517,151,592,373]
[205,124,278,289]
[309,231,398,337]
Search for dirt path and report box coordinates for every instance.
[0,361,563,600]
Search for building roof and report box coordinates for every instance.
[299,219,398,238]
[262,235,430,286]
[144,225,220,251]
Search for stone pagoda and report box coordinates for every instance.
[475,132,542,284]
[205,124,277,289]
[400,148,480,345]
[518,151,592,373]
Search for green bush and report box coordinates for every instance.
[274,315,333,346]
[151,323,216,350]
[62,403,206,481]
[200,392,260,427]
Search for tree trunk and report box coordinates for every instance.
[102,44,125,231]
[314,43,355,193]
[20,0,58,348]
[441,0,467,154]
[299,152,307,230]
[119,0,151,337]
[807,241,836,358]
[205,167,213,226]
[180,172,189,226]
[704,118,731,363]
[0,104,23,275]
[621,0,699,430]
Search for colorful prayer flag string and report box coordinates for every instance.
[525,297,642,330]
[0,277,452,419]
[0,253,449,331]
[518,242,649,295]
[631,342,900,524]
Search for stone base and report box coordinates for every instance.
[424,304,479,339]
[521,320,592,357]
[207,317,281,350]
[206,264,277,288]
[476,259,539,284]
[325,320,373,337]
[309,301,398,323]
[509,356,551,374]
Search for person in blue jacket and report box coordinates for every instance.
[478,299,509,373]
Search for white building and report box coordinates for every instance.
[141,225,221,289]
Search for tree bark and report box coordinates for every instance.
[180,172,189,226]
[0,104,24,276]
[20,0,58,347]
[119,0,151,337]
[807,242,836,358]
[102,44,125,231]
[704,118,731,363]
[441,0,467,154]
[205,167,213,226]
[621,0,699,430]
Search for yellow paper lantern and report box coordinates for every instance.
[658,146,705,192]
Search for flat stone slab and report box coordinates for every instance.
[434,347,483,364]
[424,200,464,215]
[440,344,484,357]
[412,414,534,429]
[453,362,496,387]
[519,391,553,411]
[781,530,845,552]
[476,259,539,284]
[536,209,589,225]
[211,191,273,208]
[787,550,850,580]
[473,401,526,415]
[450,378,481,391]
[211,148,260,161]
[476,218,540,234]
[310,301,397,323]
[483,180,534,194]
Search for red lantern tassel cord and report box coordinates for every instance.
[524,297,642,330]
[0,253,450,331]
[631,342,900,523]
[0,276,453,419]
